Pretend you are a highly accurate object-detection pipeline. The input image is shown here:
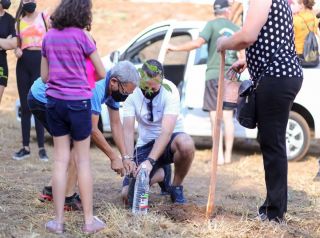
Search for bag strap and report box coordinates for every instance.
[41,12,48,32]
[297,14,315,33]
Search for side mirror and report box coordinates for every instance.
[110,51,120,64]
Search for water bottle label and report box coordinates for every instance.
[139,193,149,209]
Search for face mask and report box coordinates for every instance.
[111,90,128,102]
[23,2,36,13]
[1,0,11,9]
[141,88,160,100]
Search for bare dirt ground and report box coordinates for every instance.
[0,1,319,238]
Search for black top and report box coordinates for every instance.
[0,12,16,56]
[246,0,303,79]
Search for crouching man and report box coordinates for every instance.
[122,59,195,204]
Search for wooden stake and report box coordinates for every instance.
[206,51,225,219]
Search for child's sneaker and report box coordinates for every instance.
[12,148,30,160]
[39,148,49,162]
[39,186,53,202]
[64,193,82,211]
[82,216,106,234]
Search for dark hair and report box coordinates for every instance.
[300,0,315,9]
[15,1,29,48]
[51,0,92,30]
[142,59,164,78]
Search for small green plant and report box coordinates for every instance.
[138,61,172,95]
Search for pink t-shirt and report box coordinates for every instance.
[42,27,96,100]
[86,58,96,89]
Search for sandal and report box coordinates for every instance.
[82,216,106,234]
[45,220,64,234]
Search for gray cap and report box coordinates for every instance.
[110,61,140,86]
[213,0,230,11]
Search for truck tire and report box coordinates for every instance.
[286,111,311,161]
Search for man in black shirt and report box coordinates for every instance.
[0,0,17,104]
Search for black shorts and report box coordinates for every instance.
[122,132,183,187]
[0,56,8,87]
[46,97,92,141]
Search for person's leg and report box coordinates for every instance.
[222,110,234,164]
[29,51,45,150]
[314,159,320,181]
[65,148,78,197]
[150,168,165,185]
[170,133,195,186]
[209,111,224,164]
[203,79,224,164]
[15,57,32,152]
[0,85,4,105]
[256,77,302,220]
[52,135,71,223]
[73,137,93,224]
[0,61,8,105]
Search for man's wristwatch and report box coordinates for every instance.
[147,157,156,167]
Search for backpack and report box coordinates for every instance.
[298,15,319,68]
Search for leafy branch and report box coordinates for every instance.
[138,61,172,95]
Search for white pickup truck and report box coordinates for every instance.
[100,20,320,162]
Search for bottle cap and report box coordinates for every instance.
[141,163,147,169]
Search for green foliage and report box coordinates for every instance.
[138,62,172,95]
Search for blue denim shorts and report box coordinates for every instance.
[46,96,92,141]
[122,132,183,186]
[27,92,51,134]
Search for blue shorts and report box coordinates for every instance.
[122,132,183,187]
[46,96,92,141]
[27,92,51,134]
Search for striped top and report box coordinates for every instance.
[42,27,96,100]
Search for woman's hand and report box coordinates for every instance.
[230,59,247,73]
[216,36,229,53]
[14,47,23,59]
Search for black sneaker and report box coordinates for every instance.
[158,164,172,195]
[39,148,49,162]
[170,185,186,204]
[64,193,82,211]
[12,148,30,160]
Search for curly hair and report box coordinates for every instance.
[50,0,92,30]
[299,0,315,10]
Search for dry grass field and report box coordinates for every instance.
[0,1,319,237]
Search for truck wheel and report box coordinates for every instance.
[286,111,310,161]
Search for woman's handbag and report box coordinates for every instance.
[236,80,257,129]
[235,44,284,129]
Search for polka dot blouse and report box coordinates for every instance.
[246,0,303,80]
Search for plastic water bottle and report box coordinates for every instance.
[132,164,150,215]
